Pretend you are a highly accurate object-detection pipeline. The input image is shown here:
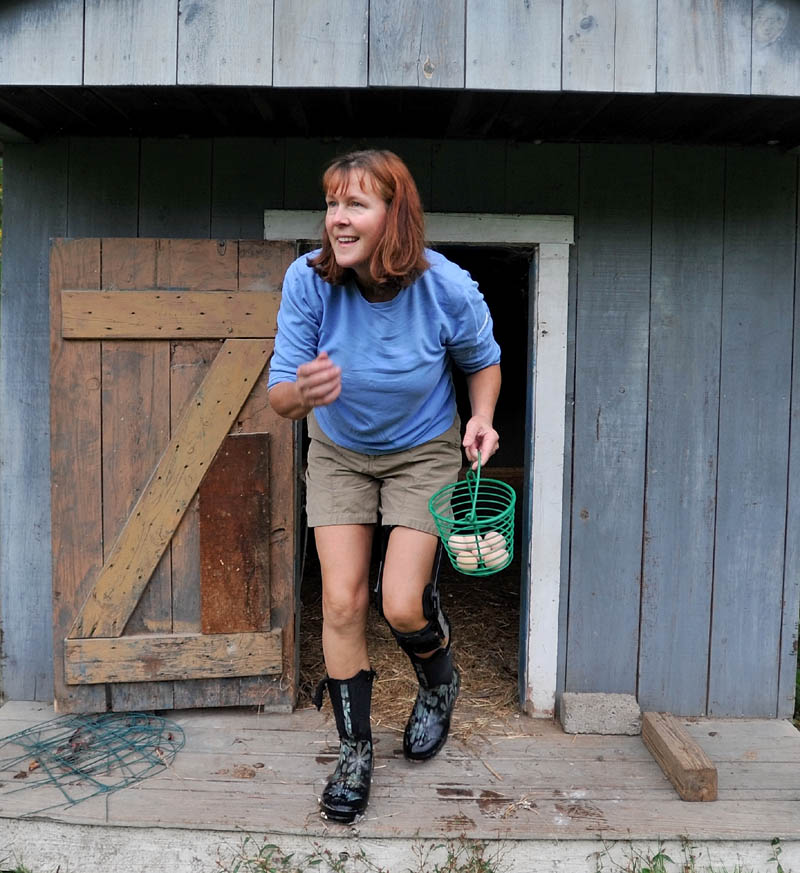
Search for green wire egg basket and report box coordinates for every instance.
[428,453,516,576]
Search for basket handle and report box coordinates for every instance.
[465,450,482,523]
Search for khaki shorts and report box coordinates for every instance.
[305,417,462,535]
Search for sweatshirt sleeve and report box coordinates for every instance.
[440,262,502,375]
[267,258,322,388]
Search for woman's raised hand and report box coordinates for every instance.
[296,351,342,409]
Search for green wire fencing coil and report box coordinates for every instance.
[0,711,185,816]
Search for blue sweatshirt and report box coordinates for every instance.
[268,249,501,454]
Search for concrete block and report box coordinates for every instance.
[559,692,641,735]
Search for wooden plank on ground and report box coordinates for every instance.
[639,146,724,715]
[465,0,560,91]
[200,433,271,634]
[64,631,282,684]
[0,4,83,84]
[68,338,270,640]
[273,0,367,87]
[566,144,651,694]
[369,0,465,88]
[61,290,281,338]
[642,712,717,802]
[178,0,272,85]
[752,1,800,96]
[50,238,107,714]
[656,0,751,95]
[562,0,615,92]
[708,148,796,717]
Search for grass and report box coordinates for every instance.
[216,836,509,873]
[592,837,787,873]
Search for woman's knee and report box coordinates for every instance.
[381,591,425,633]
[323,582,369,631]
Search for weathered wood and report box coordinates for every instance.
[614,0,656,92]
[49,238,107,714]
[178,0,272,86]
[0,4,83,85]
[465,0,560,91]
[642,712,718,802]
[200,433,271,634]
[708,148,796,716]
[657,0,752,95]
[139,139,213,237]
[369,0,465,88]
[566,144,651,694]
[562,0,615,92]
[69,338,270,640]
[84,0,178,85]
[273,0,367,87]
[639,146,725,715]
[65,631,282,684]
[752,0,800,97]
[61,290,281,338]
[100,238,174,712]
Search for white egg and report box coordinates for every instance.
[448,532,480,554]
[455,550,480,571]
[481,530,507,553]
[483,547,509,569]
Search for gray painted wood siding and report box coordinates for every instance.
[0,140,69,700]
[5,0,800,96]
[1,138,799,720]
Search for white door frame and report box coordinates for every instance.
[265,210,574,718]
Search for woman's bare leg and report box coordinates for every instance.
[315,523,374,679]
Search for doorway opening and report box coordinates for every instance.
[296,245,531,740]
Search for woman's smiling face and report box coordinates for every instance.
[324,172,389,286]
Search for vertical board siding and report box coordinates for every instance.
[66,139,140,236]
[139,139,212,237]
[752,0,800,97]
[430,141,506,213]
[211,139,285,238]
[0,142,68,702]
[0,4,83,85]
[780,178,800,717]
[84,0,178,85]
[614,0,657,93]
[657,0,752,95]
[369,0,465,88]
[566,144,652,694]
[465,0,561,91]
[562,0,615,92]
[708,149,797,716]
[639,146,725,715]
[178,0,273,86]
[273,0,368,88]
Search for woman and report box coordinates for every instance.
[268,149,501,823]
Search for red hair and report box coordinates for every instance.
[309,150,429,290]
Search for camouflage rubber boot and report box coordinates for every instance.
[403,646,460,761]
[313,669,375,823]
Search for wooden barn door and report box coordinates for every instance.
[50,238,299,714]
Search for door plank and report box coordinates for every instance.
[61,289,281,338]
[101,237,174,711]
[50,238,107,713]
[200,433,271,634]
[65,631,282,684]
[69,338,270,640]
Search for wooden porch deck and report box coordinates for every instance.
[2,699,800,873]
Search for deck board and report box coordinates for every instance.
[2,702,800,854]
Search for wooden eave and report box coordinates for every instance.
[1,86,800,149]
